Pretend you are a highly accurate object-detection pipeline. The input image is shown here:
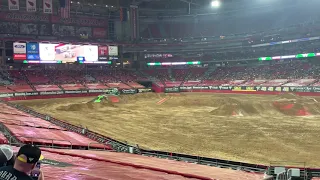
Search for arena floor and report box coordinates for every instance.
[16,93,320,167]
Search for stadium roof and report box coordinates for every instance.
[74,0,213,9]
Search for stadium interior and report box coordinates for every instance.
[1,0,320,179]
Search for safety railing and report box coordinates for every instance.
[0,110,30,117]
[0,118,36,127]
[9,136,73,149]
[141,151,266,173]
[87,142,113,151]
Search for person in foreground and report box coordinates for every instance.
[0,145,14,167]
[0,144,44,180]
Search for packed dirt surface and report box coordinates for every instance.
[16,93,320,167]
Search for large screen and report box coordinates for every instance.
[12,42,114,64]
[39,43,98,62]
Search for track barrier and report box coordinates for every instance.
[157,97,168,105]
[109,96,120,103]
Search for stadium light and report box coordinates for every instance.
[211,0,220,7]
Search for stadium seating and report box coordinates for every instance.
[85,83,109,89]
[34,85,61,92]
[6,85,33,92]
[8,70,28,85]
[24,70,51,84]
[61,84,85,90]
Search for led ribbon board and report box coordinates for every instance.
[147,61,201,66]
[259,53,319,61]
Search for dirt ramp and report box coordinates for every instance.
[273,100,320,116]
[162,96,237,107]
[122,93,162,102]
[276,93,299,100]
[57,98,117,111]
[210,101,260,116]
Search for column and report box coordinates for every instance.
[130,5,139,41]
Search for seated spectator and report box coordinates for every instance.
[0,144,44,180]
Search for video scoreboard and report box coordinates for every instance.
[13,42,118,64]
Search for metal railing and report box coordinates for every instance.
[9,136,73,149]
[0,118,36,127]
[88,142,111,151]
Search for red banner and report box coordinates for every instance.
[98,46,108,56]
[0,12,108,27]
[93,28,106,38]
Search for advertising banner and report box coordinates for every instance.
[137,88,152,93]
[26,0,36,12]
[121,89,137,94]
[13,42,26,54]
[108,46,118,56]
[165,87,180,93]
[39,91,63,95]
[98,46,108,60]
[26,42,40,60]
[0,93,14,98]
[92,28,106,38]
[13,42,27,60]
[43,0,52,14]
[8,0,19,10]
[39,43,98,62]
[14,92,39,96]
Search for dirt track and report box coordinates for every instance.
[16,93,320,167]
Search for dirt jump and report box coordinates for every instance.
[16,92,320,167]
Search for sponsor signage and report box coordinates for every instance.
[178,85,320,93]
[98,46,108,60]
[165,87,180,93]
[51,16,108,27]
[64,90,88,94]
[14,92,39,96]
[0,13,107,27]
[39,91,63,95]
[26,42,40,60]
[93,28,107,38]
[137,88,152,93]
[26,0,37,12]
[13,42,27,60]
[108,46,118,56]
[13,42,26,54]
[121,89,137,94]
[43,0,52,14]
[0,93,14,98]
[8,0,19,10]
[0,88,146,98]
[14,54,27,60]
[3,86,320,99]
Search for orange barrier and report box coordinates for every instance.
[109,96,120,103]
[157,98,168,105]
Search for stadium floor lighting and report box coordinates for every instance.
[211,0,220,7]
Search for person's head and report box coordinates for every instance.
[0,145,14,167]
[14,144,44,174]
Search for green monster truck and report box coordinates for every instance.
[94,88,119,103]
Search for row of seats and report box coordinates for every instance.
[140,6,320,40]
[144,61,320,86]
